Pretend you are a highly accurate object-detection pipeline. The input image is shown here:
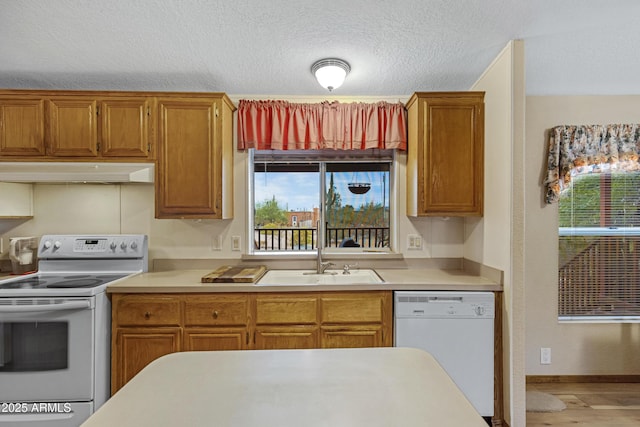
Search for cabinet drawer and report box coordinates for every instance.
[320,325,384,348]
[320,293,385,323]
[115,296,181,326]
[184,296,249,326]
[255,296,317,325]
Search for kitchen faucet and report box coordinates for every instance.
[316,249,334,274]
[316,220,334,274]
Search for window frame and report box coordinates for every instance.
[248,149,397,256]
[558,170,640,322]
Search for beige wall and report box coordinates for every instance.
[525,95,640,376]
[470,40,526,427]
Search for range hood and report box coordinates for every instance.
[0,162,155,183]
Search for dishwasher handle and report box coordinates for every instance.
[426,297,463,303]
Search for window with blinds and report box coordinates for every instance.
[558,171,640,320]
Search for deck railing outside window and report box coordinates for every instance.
[559,228,640,319]
[254,225,389,251]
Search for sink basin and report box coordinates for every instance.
[256,269,384,286]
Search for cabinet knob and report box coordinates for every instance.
[212,310,219,319]
[144,311,151,319]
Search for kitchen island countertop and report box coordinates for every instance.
[81,347,489,427]
[107,268,501,293]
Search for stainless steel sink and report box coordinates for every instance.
[256,269,384,286]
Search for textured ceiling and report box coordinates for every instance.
[1,0,639,97]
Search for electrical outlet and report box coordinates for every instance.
[540,347,551,365]
[231,235,241,251]
[211,236,222,251]
[407,234,422,250]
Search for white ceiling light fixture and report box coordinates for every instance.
[311,58,351,92]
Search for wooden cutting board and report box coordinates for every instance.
[201,265,267,283]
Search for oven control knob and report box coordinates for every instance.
[43,240,52,249]
[120,242,127,250]
[110,242,117,251]
[53,241,62,249]
[130,241,138,250]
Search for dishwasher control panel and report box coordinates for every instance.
[394,291,494,318]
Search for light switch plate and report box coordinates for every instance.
[231,235,241,251]
[211,236,222,251]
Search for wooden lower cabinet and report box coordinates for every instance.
[111,291,392,393]
[183,328,247,351]
[254,326,319,350]
[111,327,181,393]
[321,325,385,348]
[320,291,392,348]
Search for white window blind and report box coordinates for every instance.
[558,171,640,321]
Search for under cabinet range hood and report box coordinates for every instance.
[0,162,155,183]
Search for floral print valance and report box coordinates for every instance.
[545,124,640,204]
[237,99,407,151]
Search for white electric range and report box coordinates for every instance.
[0,234,148,427]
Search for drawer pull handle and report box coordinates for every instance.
[212,310,219,319]
[144,311,151,319]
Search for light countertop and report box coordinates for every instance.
[81,347,488,427]
[106,268,501,293]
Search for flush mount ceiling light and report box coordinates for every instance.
[311,58,350,91]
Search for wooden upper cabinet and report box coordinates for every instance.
[99,97,152,158]
[0,90,154,160]
[406,92,484,217]
[47,96,153,158]
[156,94,234,219]
[47,97,98,157]
[0,97,45,156]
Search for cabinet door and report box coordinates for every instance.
[111,327,181,394]
[156,97,221,218]
[254,326,318,350]
[184,295,249,327]
[100,97,152,158]
[255,295,317,325]
[184,328,248,351]
[253,294,319,349]
[407,92,484,216]
[320,292,388,324]
[0,98,45,156]
[47,97,98,157]
[321,325,384,348]
[115,295,181,327]
[319,291,392,348]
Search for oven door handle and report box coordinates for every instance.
[0,300,91,313]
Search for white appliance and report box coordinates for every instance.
[0,234,148,427]
[394,291,494,420]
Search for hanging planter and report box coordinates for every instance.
[348,183,371,194]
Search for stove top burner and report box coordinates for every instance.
[47,278,103,288]
[0,274,130,290]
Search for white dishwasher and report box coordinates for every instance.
[394,291,494,418]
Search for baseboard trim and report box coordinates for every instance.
[527,375,640,384]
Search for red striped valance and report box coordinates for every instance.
[237,99,407,151]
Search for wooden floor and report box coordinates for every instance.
[526,382,640,426]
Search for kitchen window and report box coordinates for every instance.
[250,150,394,254]
[558,169,640,321]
